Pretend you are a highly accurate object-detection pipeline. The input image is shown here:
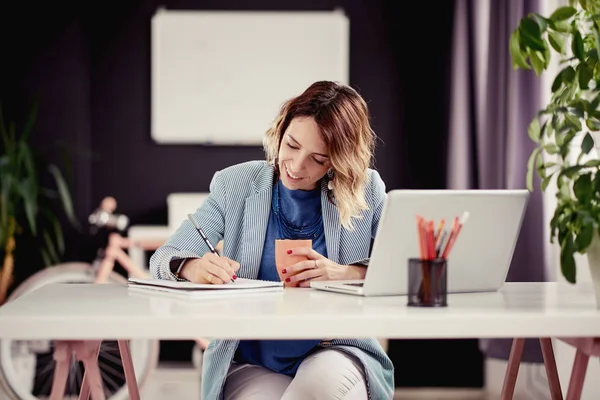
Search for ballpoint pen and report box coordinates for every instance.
[187,214,218,255]
[187,214,234,282]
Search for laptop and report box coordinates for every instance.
[310,189,530,296]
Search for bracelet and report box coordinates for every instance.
[174,259,189,281]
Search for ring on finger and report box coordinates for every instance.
[314,260,318,269]
[206,273,213,283]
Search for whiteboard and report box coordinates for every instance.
[151,9,350,145]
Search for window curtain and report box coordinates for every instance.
[446,0,546,363]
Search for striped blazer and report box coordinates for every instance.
[150,160,395,400]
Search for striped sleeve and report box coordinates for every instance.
[346,169,387,267]
[149,171,227,281]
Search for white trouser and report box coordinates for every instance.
[223,348,368,400]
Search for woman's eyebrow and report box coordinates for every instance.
[288,134,329,158]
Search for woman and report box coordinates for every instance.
[150,81,395,400]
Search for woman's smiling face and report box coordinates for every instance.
[277,117,330,191]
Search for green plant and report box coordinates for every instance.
[510,0,600,283]
[0,103,78,304]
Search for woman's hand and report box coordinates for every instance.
[180,253,240,284]
[281,247,366,288]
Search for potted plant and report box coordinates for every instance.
[510,0,600,303]
[0,103,79,304]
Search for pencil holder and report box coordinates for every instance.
[407,258,448,307]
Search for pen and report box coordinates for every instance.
[187,214,218,255]
[187,214,234,283]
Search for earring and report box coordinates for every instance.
[327,169,334,191]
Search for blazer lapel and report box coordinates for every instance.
[239,166,274,279]
[321,185,341,264]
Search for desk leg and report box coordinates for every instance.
[78,341,104,400]
[49,341,72,400]
[118,340,141,400]
[50,340,104,400]
[539,338,563,400]
[501,338,525,400]
[566,349,589,400]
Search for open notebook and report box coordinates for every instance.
[127,277,284,297]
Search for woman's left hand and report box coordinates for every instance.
[282,247,365,288]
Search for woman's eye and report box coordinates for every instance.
[313,158,325,165]
[287,143,299,150]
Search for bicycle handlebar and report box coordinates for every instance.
[88,197,130,231]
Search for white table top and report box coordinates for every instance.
[0,282,598,340]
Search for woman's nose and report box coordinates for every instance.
[290,157,306,172]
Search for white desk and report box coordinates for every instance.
[0,282,599,340]
[0,282,599,399]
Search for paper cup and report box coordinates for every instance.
[275,239,312,287]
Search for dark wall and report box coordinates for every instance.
[1,0,483,388]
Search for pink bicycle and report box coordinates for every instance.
[0,197,207,400]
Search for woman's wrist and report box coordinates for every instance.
[179,258,200,281]
[346,264,367,280]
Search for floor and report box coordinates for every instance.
[0,359,555,399]
[142,362,487,400]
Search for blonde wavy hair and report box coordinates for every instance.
[263,81,376,230]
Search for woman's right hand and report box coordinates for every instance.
[180,253,240,284]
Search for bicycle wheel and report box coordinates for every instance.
[0,262,160,400]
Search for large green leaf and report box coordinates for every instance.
[558,165,585,185]
[552,72,564,92]
[591,91,600,110]
[570,100,586,118]
[572,30,585,60]
[519,17,545,52]
[541,174,554,191]
[528,117,541,143]
[553,20,572,33]
[510,30,531,69]
[582,132,595,153]
[565,112,582,131]
[544,143,560,154]
[532,13,550,32]
[575,222,594,251]
[578,62,593,89]
[560,130,578,157]
[573,173,592,203]
[562,66,577,83]
[550,6,577,21]
[560,233,577,283]
[586,118,600,131]
[548,31,566,53]
[529,49,546,75]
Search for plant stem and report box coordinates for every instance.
[0,218,16,305]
